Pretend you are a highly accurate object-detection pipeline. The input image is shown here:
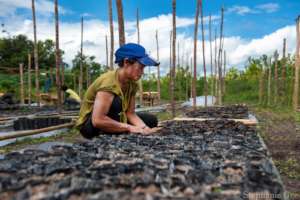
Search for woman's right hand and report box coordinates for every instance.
[128,125,161,135]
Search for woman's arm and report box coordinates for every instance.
[92,91,144,133]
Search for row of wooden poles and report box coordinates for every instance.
[21,0,300,117]
[258,17,300,111]
[23,0,226,115]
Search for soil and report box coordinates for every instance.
[253,108,300,200]
[0,120,285,199]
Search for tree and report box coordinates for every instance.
[0,35,33,69]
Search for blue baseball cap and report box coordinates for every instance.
[115,43,160,66]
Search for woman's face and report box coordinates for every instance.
[125,60,145,81]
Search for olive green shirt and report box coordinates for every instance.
[75,69,138,128]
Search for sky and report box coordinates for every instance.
[0,0,299,76]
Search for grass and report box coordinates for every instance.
[274,158,300,180]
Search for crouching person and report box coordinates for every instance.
[75,43,160,139]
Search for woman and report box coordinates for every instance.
[76,43,160,139]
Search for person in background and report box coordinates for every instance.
[61,85,81,107]
[76,43,160,139]
[43,73,52,93]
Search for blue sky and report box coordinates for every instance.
[0,0,298,75]
[56,0,299,39]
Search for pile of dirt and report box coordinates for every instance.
[0,120,285,199]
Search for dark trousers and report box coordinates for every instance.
[80,95,158,139]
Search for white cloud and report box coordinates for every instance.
[0,0,69,17]
[227,3,280,16]
[256,3,280,13]
[227,6,256,15]
[0,10,296,76]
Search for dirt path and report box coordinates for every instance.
[254,108,300,199]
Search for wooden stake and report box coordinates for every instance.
[223,50,226,95]
[19,63,24,105]
[274,50,279,104]
[169,30,172,97]
[281,38,287,98]
[0,122,74,141]
[156,30,161,104]
[31,0,40,106]
[136,8,140,44]
[105,34,108,68]
[171,0,176,117]
[209,14,214,105]
[217,7,224,105]
[55,0,62,111]
[193,0,201,109]
[267,57,272,106]
[293,17,300,111]
[116,0,125,46]
[108,0,114,69]
[136,7,143,105]
[200,0,207,107]
[214,28,218,103]
[79,17,84,99]
[28,53,32,107]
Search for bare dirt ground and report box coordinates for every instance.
[254,108,300,200]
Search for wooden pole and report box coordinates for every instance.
[193,0,201,109]
[200,0,207,107]
[185,53,189,101]
[156,30,161,104]
[223,50,226,95]
[169,30,172,97]
[116,0,125,46]
[293,17,300,111]
[267,57,272,106]
[136,7,143,106]
[281,38,286,98]
[86,64,90,89]
[28,53,32,107]
[214,28,218,103]
[217,6,224,105]
[136,8,140,44]
[79,17,84,99]
[31,0,40,106]
[274,50,279,104]
[171,0,176,117]
[108,0,114,69]
[54,0,62,110]
[73,73,76,92]
[105,35,109,68]
[190,57,193,100]
[0,122,74,141]
[209,14,213,105]
[19,63,24,105]
[259,66,264,105]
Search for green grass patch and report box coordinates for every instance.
[274,158,300,180]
